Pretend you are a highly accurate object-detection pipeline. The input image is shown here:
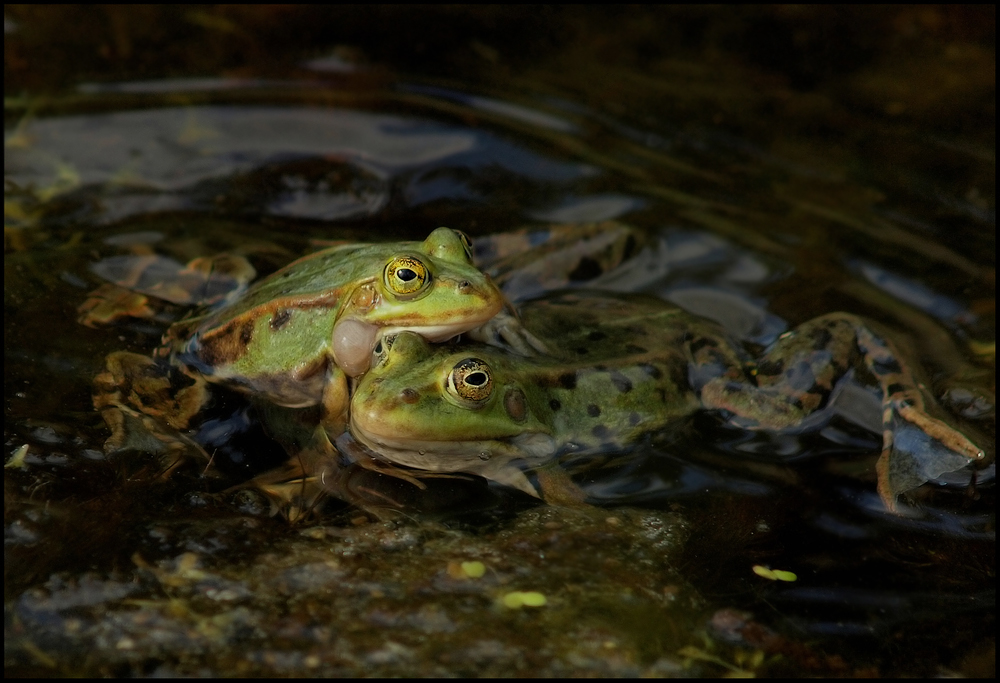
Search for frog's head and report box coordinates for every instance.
[349,331,555,495]
[334,227,506,375]
[372,227,503,334]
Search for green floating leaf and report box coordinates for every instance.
[752,565,796,581]
[502,591,547,608]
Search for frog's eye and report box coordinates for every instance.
[453,229,474,262]
[384,256,429,297]
[372,334,396,367]
[446,358,493,405]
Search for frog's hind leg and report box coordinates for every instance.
[855,325,985,511]
[698,314,985,511]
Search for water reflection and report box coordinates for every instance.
[4,14,993,676]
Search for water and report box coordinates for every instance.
[4,7,994,677]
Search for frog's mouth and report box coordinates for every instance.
[382,320,485,343]
[381,301,502,343]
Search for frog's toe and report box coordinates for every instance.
[500,325,549,356]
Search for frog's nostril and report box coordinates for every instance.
[400,388,419,404]
[458,280,472,292]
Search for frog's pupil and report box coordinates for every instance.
[398,268,417,282]
[466,372,488,386]
[374,341,383,354]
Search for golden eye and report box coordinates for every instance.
[384,256,429,296]
[372,334,396,367]
[454,229,474,262]
[447,358,493,404]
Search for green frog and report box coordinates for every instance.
[349,291,986,511]
[123,228,504,423]
[92,228,517,492]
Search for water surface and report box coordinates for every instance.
[5,7,994,677]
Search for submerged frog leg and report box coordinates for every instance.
[319,366,350,436]
[854,324,985,511]
[695,331,813,431]
[699,314,985,511]
[240,427,331,522]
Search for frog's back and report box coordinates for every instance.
[510,292,712,447]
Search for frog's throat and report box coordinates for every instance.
[348,426,555,497]
[332,309,502,378]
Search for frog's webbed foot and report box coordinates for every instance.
[876,397,986,513]
[852,323,988,511]
[467,308,549,356]
[242,453,327,523]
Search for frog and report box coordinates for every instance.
[90,228,512,503]
[348,291,987,511]
[154,226,509,429]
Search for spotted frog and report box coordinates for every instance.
[349,291,985,510]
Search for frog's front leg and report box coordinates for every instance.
[697,314,985,511]
[466,303,549,356]
[319,365,350,437]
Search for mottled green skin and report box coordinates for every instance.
[351,292,710,494]
[169,228,504,414]
[350,291,984,502]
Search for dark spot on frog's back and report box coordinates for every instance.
[587,331,606,342]
[625,344,647,354]
[810,327,833,350]
[688,337,718,354]
[639,363,662,379]
[587,404,601,417]
[871,357,902,375]
[559,372,577,389]
[549,398,561,411]
[270,309,292,331]
[592,424,611,439]
[239,321,254,345]
[610,372,632,393]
